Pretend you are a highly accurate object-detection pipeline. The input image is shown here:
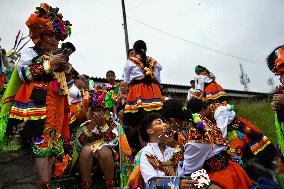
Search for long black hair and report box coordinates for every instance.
[187,98,207,114]
[133,40,148,68]
[162,99,191,122]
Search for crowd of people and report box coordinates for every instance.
[0,3,284,189]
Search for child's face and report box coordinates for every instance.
[119,82,128,94]
[149,118,167,135]
[106,72,116,84]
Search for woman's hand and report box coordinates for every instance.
[180,179,198,189]
[50,54,67,69]
[158,134,178,148]
[272,94,284,110]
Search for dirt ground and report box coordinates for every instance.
[0,149,38,189]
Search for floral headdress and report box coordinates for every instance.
[25,3,72,44]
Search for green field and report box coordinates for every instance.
[232,99,277,143]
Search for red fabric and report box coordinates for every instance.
[209,160,252,189]
[61,97,70,140]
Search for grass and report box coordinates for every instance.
[232,98,277,144]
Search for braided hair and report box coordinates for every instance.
[133,40,148,68]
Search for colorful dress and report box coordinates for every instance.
[6,47,70,157]
[123,56,163,125]
[178,115,253,189]
[196,75,226,103]
[69,84,86,126]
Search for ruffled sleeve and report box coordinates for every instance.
[123,60,133,84]
[154,62,162,83]
[18,48,52,82]
[214,106,236,139]
[178,142,211,176]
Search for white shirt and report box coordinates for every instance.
[123,60,162,84]
[195,75,213,93]
[17,47,38,81]
[186,87,196,101]
[69,84,82,104]
[179,106,235,176]
[140,143,174,186]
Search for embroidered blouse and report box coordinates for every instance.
[17,47,52,82]
[178,114,229,176]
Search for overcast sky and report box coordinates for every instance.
[1,0,284,92]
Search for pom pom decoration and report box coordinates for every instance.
[192,113,207,130]
[225,104,234,111]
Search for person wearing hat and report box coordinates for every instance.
[0,3,73,188]
[267,45,284,187]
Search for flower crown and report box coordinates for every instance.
[26,3,72,44]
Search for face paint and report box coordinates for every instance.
[152,119,165,132]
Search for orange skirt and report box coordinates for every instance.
[203,82,226,102]
[9,81,47,120]
[209,160,253,189]
[124,82,163,113]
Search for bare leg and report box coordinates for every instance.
[79,146,94,189]
[35,157,50,189]
[97,147,115,189]
[48,157,54,179]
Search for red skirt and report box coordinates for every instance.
[209,160,253,189]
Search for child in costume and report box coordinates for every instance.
[163,99,253,189]
[194,65,226,104]
[69,75,88,137]
[130,112,197,189]
[187,98,277,184]
[123,40,163,126]
[74,89,119,189]
[0,3,72,188]
[123,40,163,161]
